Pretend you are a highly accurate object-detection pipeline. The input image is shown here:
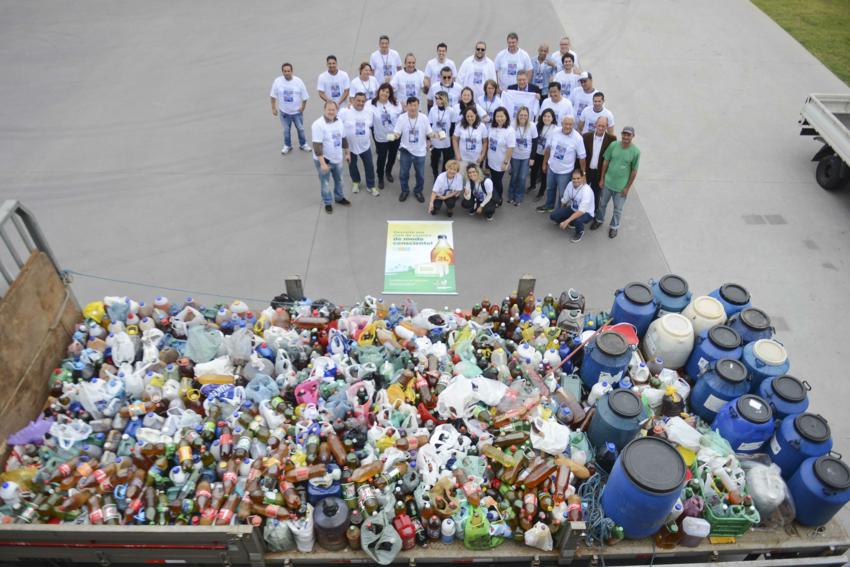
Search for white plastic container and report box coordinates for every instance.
[682,296,727,336]
[680,516,711,547]
[642,314,695,369]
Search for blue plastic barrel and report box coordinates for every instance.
[712,395,774,453]
[611,282,658,337]
[708,283,752,317]
[690,358,750,422]
[742,339,790,393]
[650,274,692,315]
[767,413,832,479]
[758,375,810,421]
[601,437,687,539]
[580,330,632,389]
[787,454,850,526]
[685,325,743,379]
[587,390,646,452]
[727,307,774,344]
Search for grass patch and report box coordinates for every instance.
[752,0,850,85]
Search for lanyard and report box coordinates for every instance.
[408,115,417,133]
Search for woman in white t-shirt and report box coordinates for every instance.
[369,84,402,190]
[462,163,496,220]
[350,62,380,102]
[452,106,488,170]
[530,108,556,201]
[428,92,457,178]
[480,80,502,125]
[508,106,538,205]
[453,87,486,124]
[429,159,465,217]
[486,107,515,207]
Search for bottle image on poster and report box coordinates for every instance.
[430,235,454,264]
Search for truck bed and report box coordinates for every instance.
[799,93,850,165]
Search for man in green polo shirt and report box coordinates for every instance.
[590,125,640,239]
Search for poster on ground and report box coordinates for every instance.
[383,220,457,295]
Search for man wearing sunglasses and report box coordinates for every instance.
[458,41,496,101]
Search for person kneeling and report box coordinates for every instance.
[549,169,594,242]
[429,160,464,217]
[461,163,497,221]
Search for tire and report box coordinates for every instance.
[815,154,847,191]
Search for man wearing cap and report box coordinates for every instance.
[570,72,598,121]
[591,126,640,239]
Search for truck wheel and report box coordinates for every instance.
[816,154,847,191]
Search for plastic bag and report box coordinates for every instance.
[194,356,235,378]
[110,332,136,365]
[530,411,570,456]
[665,416,701,452]
[361,509,402,565]
[524,522,554,551]
[245,374,278,403]
[171,306,205,338]
[225,326,253,365]
[185,326,223,364]
[264,518,295,551]
[287,503,315,552]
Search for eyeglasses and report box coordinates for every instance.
[442,76,452,80]
[476,48,485,52]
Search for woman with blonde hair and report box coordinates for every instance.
[508,105,537,205]
[429,159,465,217]
[461,163,496,221]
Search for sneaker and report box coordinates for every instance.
[486,216,494,222]
[414,193,425,203]
[336,198,351,206]
[609,228,618,239]
[281,146,292,155]
[399,192,409,202]
[513,201,519,207]
[590,220,603,230]
[351,182,360,194]
[467,209,476,216]
[325,205,333,214]
[535,205,552,213]
[507,199,514,205]
[369,187,379,196]
[378,178,385,189]
[299,144,311,151]
[386,172,394,183]
[571,232,584,243]
[447,210,453,218]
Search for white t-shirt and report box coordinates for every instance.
[501,89,541,122]
[547,50,580,70]
[590,134,605,170]
[369,100,403,143]
[452,103,487,123]
[561,182,595,217]
[453,123,487,162]
[480,95,503,123]
[553,70,580,99]
[571,88,598,122]
[427,82,463,108]
[393,112,433,157]
[468,178,493,203]
[535,124,556,156]
[511,124,538,161]
[370,49,402,84]
[339,106,374,155]
[493,48,533,91]
[579,107,615,134]
[350,76,380,100]
[428,105,458,149]
[487,126,516,171]
[311,117,346,163]
[545,128,586,174]
[391,69,426,103]
[317,70,351,105]
[424,57,458,86]
[540,97,575,127]
[458,56,497,100]
[432,171,465,197]
[270,76,309,115]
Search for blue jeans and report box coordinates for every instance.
[280,112,306,148]
[544,169,572,209]
[596,185,627,229]
[349,148,376,188]
[399,149,425,196]
[508,158,530,203]
[313,159,345,205]
[550,207,593,236]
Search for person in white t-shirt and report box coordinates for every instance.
[317,55,350,107]
[486,107,516,206]
[539,115,586,212]
[369,35,402,84]
[270,62,310,154]
[549,169,595,242]
[458,41,496,101]
[462,163,497,220]
[571,72,598,123]
[452,105,488,168]
[531,108,557,201]
[508,106,538,205]
[311,101,351,214]
[350,62,380,102]
[429,159,465,217]
[428,92,458,178]
[453,87,487,124]
[578,92,615,135]
[553,52,580,99]
[339,92,377,196]
[424,43,457,90]
[480,80,502,126]
[539,82,575,127]
[547,36,580,72]
[369,83,402,190]
[427,67,463,110]
[493,32,533,91]
[392,97,436,202]
[391,54,429,107]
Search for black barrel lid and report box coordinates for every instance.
[659,274,689,298]
[719,283,750,306]
[772,375,807,403]
[814,455,850,491]
[740,307,771,331]
[621,437,686,494]
[794,413,831,443]
[624,282,654,305]
[596,331,628,357]
[708,325,742,350]
[608,390,643,418]
[715,358,748,383]
[736,395,772,424]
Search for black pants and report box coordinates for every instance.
[430,147,454,177]
[586,168,602,211]
[462,197,497,219]
[490,170,505,204]
[375,139,400,180]
[431,196,457,215]
[530,154,546,195]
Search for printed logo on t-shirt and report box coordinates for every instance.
[474,187,485,201]
[381,111,392,127]
[408,127,420,144]
[436,120,446,132]
[489,138,498,152]
[516,136,527,147]
[576,102,588,117]
[539,137,548,150]
[332,131,342,147]
[512,104,521,118]
[553,144,567,161]
[283,89,294,103]
[355,121,366,136]
[507,62,517,77]
[383,64,393,78]
[465,137,477,152]
[330,84,341,98]
[405,83,416,98]
[473,70,483,84]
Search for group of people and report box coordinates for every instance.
[270,33,640,241]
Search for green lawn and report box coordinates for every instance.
[752,0,850,85]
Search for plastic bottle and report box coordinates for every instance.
[587,380,612,406]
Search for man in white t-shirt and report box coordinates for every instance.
[571,72,598,122]
[391,54,429,107]
[369,35,402,84]
[317,55,350,107]
[270,62,310,154]
[547,36,580,72]
[553,52,580,99]
[493,32,533,91]
[393,97,435,202]
[550,169,595,242]
[458,41,497,101]
[539,83,575,127]
[311,101,351,214]
[539,115,586,212]
[578,92,615,135]
[424,43,457,89]
[339,93,377,196]
[427,67,463,109]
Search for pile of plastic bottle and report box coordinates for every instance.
[1,278,847,563]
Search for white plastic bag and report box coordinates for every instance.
[110,332,136,365]
[530,411,570,456]
[524,522,553,551]
[194,356,235,378]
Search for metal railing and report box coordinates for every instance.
[0,200,63,299]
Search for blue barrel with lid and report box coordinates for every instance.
[758,375,810,421]
[587,389,647,453]
[611,282,658,337]
[743,339,790,393]
[768,413,832,478]
[708,283,752,317]
[690,358,750,422]
[727,307,774,344]
[650,274,692,315]
[711,394,774,453]
[787,454,850,526]
[601,436,687,539]
[685,325,743,379]
[580,330,632,389]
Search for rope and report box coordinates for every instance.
[577,471,615,547]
